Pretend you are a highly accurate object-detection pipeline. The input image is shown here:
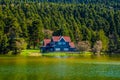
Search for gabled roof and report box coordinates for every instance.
[63,36,71,42]
[69,42,75,48]
[52,36,61,42]
[52,36,71,42]
[43,36,75,48]
[43,39,51,46]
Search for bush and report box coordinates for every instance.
[76,41,91,52]
[12,38,27,54]
[92,40,102,54]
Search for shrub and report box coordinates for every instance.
[76,41,91,52]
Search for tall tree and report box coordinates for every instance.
[28,19,44,49]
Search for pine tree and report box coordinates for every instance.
[97,29,109,51]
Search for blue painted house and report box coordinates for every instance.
[41,36,76,52]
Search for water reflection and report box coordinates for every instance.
[0,56,120,80]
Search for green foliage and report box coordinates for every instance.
[97,29,109,51]
[0,34,8,54]
[10,38,27,54]
[28,19,44,49]
[0,1,120,54]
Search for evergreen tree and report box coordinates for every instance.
[0,1,120,54]
[97,29,109,51]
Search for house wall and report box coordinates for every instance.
[53,38,70,51]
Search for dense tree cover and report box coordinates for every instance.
[0,0,120,4]
[0,0,120,54]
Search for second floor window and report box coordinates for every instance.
[58,42,62,45]
[58,42,66,45]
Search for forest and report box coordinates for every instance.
[0,0,120,54]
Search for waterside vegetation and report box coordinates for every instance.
[0,0,120,55]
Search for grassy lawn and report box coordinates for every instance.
[19,50,94,57]
[20,49,41,56]
[0,50,103,57]
[42,52,93,57]
[6,48,94,57]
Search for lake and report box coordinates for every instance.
[0,55,120,80]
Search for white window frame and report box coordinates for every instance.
[55,48,60,51]
[64,48,69,51]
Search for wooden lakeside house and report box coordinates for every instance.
[41,36,76,52]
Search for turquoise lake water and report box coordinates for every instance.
[0,56,120,80]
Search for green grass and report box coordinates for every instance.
[20,49,40,56]
[0,50,95,57]
[19,49,94,57]
[80,51,93,55]
[42,52,93,57]
[42,52,70,57]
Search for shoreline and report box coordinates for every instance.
[0,49,120,57]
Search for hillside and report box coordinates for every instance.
[0,0,120,4]
[0,1,120,54]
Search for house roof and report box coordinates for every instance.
[52,36,61,42]
[43,39,51,46]
[52,36,71,42]
[43,36,75,48]
[69,42,75,48]
[63,36,71,42]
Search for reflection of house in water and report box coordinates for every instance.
[41,36,76,52]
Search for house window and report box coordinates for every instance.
[55,48,60,51]
[62,42,66,45]
[58,42,66,45]
[64,48,69,51]
[58,42,62,45]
